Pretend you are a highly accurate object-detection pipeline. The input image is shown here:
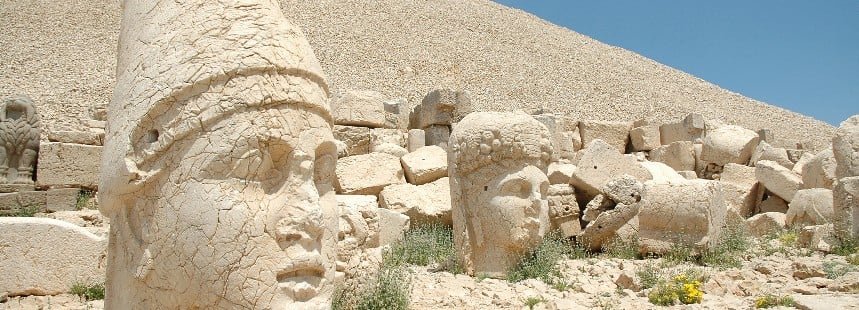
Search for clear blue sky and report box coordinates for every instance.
[496,0,858,126]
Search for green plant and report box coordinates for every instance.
[602,237,640,259]
[333,265,413,310]
[636,260,661,289]
[383,223,455,268]
[754,294,796,308]
[75,189,96,211]
[5,205,41,217]
[507,231,570,286]
[822,261,858,279]
[647,272,704,306]
[523,296,547,310]
[69,282,105,301]
[832,237,859,257]
[700,220,751,268]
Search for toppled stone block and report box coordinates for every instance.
[547,184,580,237]
[798,224,837,253]
[336,152,406,195]
[579,120,633,152]
[720,163,764,217]
[750,140,793,169]
[410,89,470,129]
[582,194,614,222]
[400,145,447,185]
[639,180,727,255]
[383,98,409,129]
[601,175,643,205]
[331,90,388,128]
[547,162,576,185]
[745,212,786,237]
[35,142,102,189]
[759,193,789,213]
[701,125,760,166]
[337,195,381,258]
[379,177,452,226]
[0,191,46,216]
[581,203,638,251]
[650,141,696,172]
[377,208,410,246]
[787,188,833,228]
[640,161,686,184]
[678,171,698,179]
[571,139,652,198]
[45,188,84,212]
[756,160,803,202]
[629,125,661,152]
[792,151,814,175]
[757,128,774,143]
[407,129,426,152]
[833,115,859,179]
[334,125,370,157]
[370,128,406,150]
[801,149,837,189]
[372,143,408,158]
[47,130,103,146]
[659,113,706,144]
[424,124,451,149]
[0,217,107,296]
[833,176,859,239]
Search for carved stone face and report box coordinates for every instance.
[137,106,337,308]
[462,163,549,277]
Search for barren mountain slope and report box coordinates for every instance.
[0,0,836,150]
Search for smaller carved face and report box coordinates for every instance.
[471,164,550,252]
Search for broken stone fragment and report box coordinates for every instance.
[659,113,706,145]
[756,160,803,202]
[745,212,786,238]
[336,152,406,195]
[786,188,834,228]
[400,145,448,185]
[379,177,452,226]
[601,175,643,205]
[801,149,837,189]
[334,125,371,157]
[579,120,633,152]
[650,141,696,172]
[701,124,760,166]
[750,140,794,169]
[629,125,661,152]
[571,139,652,198]
[638,180,727,255]
[331,90,388,128]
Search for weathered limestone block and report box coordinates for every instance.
[547,184,580,237]
[400,145,447,185]
[336,152,406,195]
[0,191,46,216]
[750,140,793,169]
[579,120,633,152]
[337,195,380,260]
[410,89,470,129]
[787,188,833,228]
[833,115,859,179]
[582,194,614,222]
[720,163,764,217]
[547,162,576,185]
[630,125,661,152]
[581,203,639,251]
[798,224,837,253]
[678,171,698,179]
[759,194,789,213]
[571,139,652,198]
[35,142,101,189]
[792,151,814,175]
[745,212,786,238]
[379,177,452,226]
[47,130,104,146]
[700,125,760,166]
[0,96,41,185]
[601,175,643,205]
[371,143,409,158]
[407,129,426,152]
[334,125,370,157]
[370,128,406,149]
[756,160,803,202]
[801,149,837,189]
[425,124,451,148]
[833,176,859,239]
[383,98,409,130]
[331,90,387,128]
[0,218,107,296]
[100,2,339,307]
[377,208,410,247]
[45,188,84,212]
[757,128,774,143]
[449,111,552,278]
[638,180,727,255]
[650,141,696,172]
[659,113,706,145]
[640,161,686,184]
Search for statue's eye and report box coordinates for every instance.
[499,179,530,197]
[228,149,273,181]
[314,153,336,192]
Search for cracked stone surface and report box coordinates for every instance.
[97,1,336,308]
[449,111,553,278]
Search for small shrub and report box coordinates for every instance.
[383,223,455,268]
[507,231,570,285]
[333,264,413,310]
[636,260,661,289]
[848,253,859,266]
[832,237,859,257]
[5,205,41,217]
[523,296,547,310]
[75,189,96,211]
[69,282,105,301]
[754,294,796,308]
[647,271,704,306]
[701,220,751,268]
[822,261,858,279]
[602,237,640,259]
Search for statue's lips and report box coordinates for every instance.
[276,254,326,301]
